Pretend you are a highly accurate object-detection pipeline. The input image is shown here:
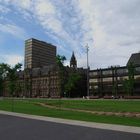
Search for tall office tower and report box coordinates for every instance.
[24,38,56,69]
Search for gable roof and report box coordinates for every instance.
[127,52,140,66]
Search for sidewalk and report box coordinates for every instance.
[0,110,140,134]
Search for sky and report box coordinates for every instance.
[0,0,140,69]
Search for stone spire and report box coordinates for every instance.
[70,52,77,69]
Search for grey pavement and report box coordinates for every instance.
[0,110,140,134]
[0,111,140,140]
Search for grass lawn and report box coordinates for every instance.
[42,99,140,113]
[0,98,140,127]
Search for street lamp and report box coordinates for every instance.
[85,44,89,98]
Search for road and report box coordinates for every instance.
[0,114,140,140]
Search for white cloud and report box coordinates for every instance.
[17,0,31,10]
[1,0,33,21]
[0,23,28,40]
[74,0,140,68]
[0,4,10,13]
[0,54,24,66]
[0,0,32,9]
[35,0,55,15]
[1,0,140,69]
[33,0,83,54]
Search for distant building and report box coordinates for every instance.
[89,52,140,97]
[127,52,140,66]
[24,38,56,69]
[3,39,87,98]
[6,38,140,98]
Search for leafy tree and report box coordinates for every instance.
[0,78,3,96]
[24,68,32,97]
[123,63,135,96]
[56,55,66,69]
[7,63,22,96]
[56,55,66,97]
[0,63,22,111]
[123,79,131,95]
[0,63,10,96]
[127,63,135,95]
[15,82,22,97]
[64,72,81,97]
[112,82,118,96]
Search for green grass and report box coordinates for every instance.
[34,99,140,113]
[0,98,140,127]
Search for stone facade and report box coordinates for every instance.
[3,62,87,98]
[70,52,77,69]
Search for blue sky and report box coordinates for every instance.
[0,0,140,69]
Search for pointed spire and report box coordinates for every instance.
[70,51,77,69]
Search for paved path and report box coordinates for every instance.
[0,114,140,140]
[0,111,140,140]
[0,110,140,134]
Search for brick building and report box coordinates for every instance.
[3,39,87,98]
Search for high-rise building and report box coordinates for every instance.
[24,38,56,69]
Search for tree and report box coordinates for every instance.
[128,62,135,95]
[0,63,22,112]
[64,73,81,97]
[56,55,66,97]
[123,79,131,95]
[112,67,118,97]
[16,84,21,97]
[112,82,118,97]
[0,78,3,96]
[24,68,32,97]
[56,55,66,69]
[123,63,135,96]
[7,63,22,96]
[0,63,10,96]
[7,63,22,112]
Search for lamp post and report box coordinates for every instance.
[85,44,89,98]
